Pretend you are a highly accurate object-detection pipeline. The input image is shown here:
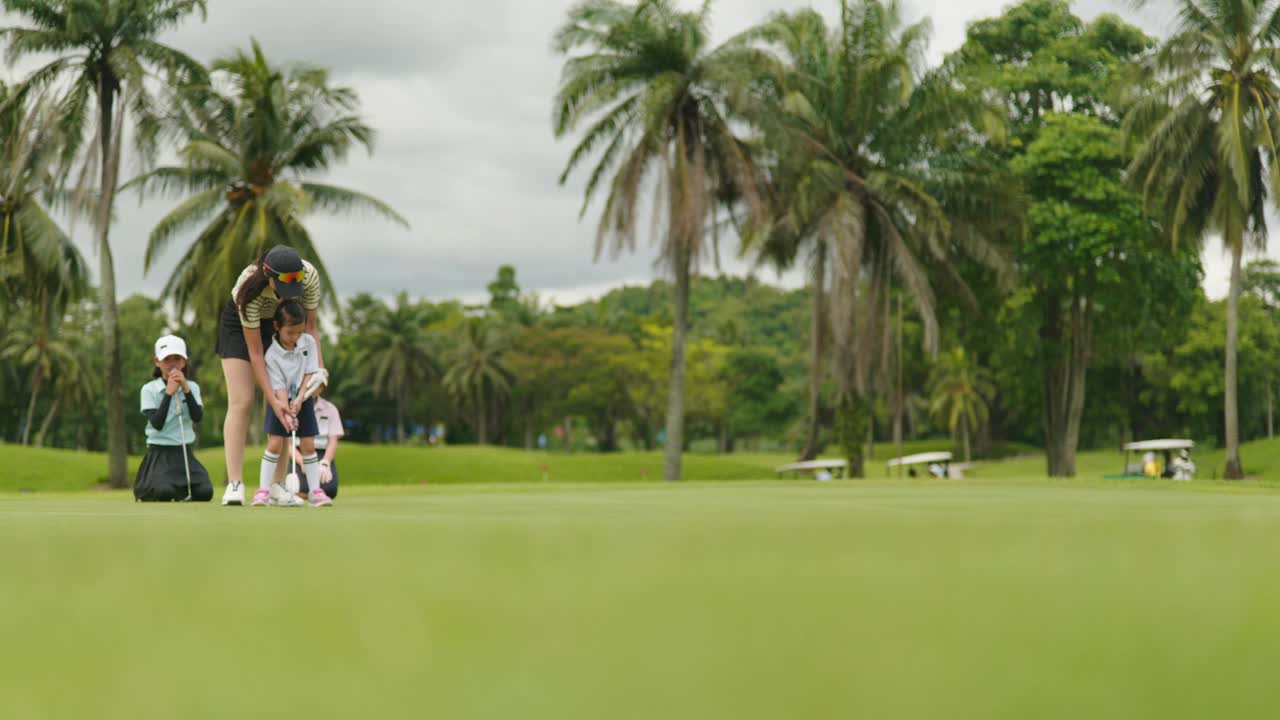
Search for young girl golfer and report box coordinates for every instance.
[254,300,332,508]
[134,335,213,502]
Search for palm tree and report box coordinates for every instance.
[127,39,408,323]
[1121,0,1280,479]
[927,348,995,462]
[443,317,512,445]
[1,0,208,487]
[742,0,1011,475]
[34,330,97,448]
[1,306,79,446]
[353,292,441,443]
[552,0,769,480]
[0,82,88,309]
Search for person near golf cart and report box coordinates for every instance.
[1171,449,1197,481]
[253,300,331,507]
[216,245,324,506]
[134,335,212,502]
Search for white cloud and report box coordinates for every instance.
[28,0,1249,307]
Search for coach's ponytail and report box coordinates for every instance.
[235,252,271,322]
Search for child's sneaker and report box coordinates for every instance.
[251,488,270,506]
[308,488,333,507]
[269,482,305,507]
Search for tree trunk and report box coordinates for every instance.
[524,419,534,450]
[477,392,488,445]
[663,242,691,481]
[637,419,653,451]
[1268,382,1274,440]
[98,84,128,489]
[802,246,826,460]
[35,394,61,447]
[866,406,875,461]
[21,368,43,446]
[600,419,618,452]
[893,293,904,468]
[1041,288,1092,477]
[1224,237,1245,479]
[835,392,868,478]
[961,416,971,463]
[396,390,406,443]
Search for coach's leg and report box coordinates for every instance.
[222,358,256,487]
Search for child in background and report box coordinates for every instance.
[254,300,331,508]
[134,335,213,501]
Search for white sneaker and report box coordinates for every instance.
[222,481,245,506]
[269,482,305,507]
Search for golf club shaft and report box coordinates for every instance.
[175,386,193,501]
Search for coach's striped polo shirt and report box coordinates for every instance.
[230,259,323,329]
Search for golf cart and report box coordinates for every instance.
[1113,439,1195,479]
[775,459,847,480]
[886,451,955,478]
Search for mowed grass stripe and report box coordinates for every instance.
[4,483,1280,718]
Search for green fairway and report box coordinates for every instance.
[4,482,1280,719]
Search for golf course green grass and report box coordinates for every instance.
[4,478,1280,718]
[7,441,1280,717]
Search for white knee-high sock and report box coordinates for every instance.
[303,453,321,495]
[259,451,280,490]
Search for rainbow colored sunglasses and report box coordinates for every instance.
[264,262,305,284]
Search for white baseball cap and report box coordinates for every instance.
[154,334,188,361]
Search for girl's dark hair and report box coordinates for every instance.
[274,299,306,328]
[235,252,271,321]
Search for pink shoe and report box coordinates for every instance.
[308,488,333,507]
[251,488,270,506]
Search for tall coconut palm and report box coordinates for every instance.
[127,39,408,323]
[443,317,512,445]
[552,0,769,481]
[1,306,79,446]
[927,347,995,462]
[1,0,208,487]
[0,82,88,309]
[353,292,441,443]
[1121,0,1280,479]
[742,0,1011,475]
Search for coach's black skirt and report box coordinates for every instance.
[134,445,213,502]
[215,299,274,361]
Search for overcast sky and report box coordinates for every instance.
[14,0,1249,306]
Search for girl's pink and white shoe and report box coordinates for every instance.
[251,488,271,506]
[308,488,333,507]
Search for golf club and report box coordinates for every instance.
[173,372,193,502]
[285,408,300,496]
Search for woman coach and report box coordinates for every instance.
[216,245,324,506]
